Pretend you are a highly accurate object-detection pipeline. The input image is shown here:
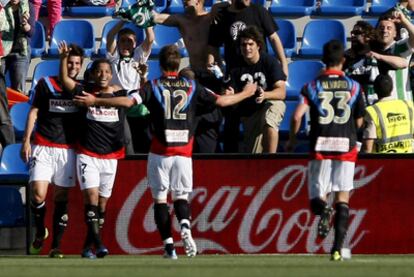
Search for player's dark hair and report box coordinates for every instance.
[90,58,113,74]
[322,40,345,68]
[118,28,137,40]
[68,43,85,65]
[238,25,265,50]
[374,74,393,98]
[159,45,181,72]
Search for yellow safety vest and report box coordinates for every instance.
[366,99,414,153]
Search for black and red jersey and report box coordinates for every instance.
[75,84,128,159]
[300,69,365,161]
[31,76,79,148]
[133,73,218,157]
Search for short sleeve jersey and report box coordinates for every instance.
[208,4,278,72]
[31,76,79,148]
[75,84,129,159]
[130,73,218,157]
[300,69,365,161]
[227,52,286,116]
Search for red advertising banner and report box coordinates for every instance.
[42,156,414,255]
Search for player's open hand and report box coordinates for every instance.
[58,41,70,59]
[74,91,96,107]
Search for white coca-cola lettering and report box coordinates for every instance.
[115,164,382,254]
[192,186,240,232]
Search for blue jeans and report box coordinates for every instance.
[1,51,30,94]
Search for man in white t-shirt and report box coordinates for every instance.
[377,11,414,101]
[105,22,154,153]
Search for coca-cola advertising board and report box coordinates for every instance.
[42,155,414,255]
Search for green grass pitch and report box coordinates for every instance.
[1,254,414,277]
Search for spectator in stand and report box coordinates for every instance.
[226,26,286,153]
[207,0,288,153]
[344,21,407,105]
[30,0,61,38]
[0,70,15,151]
[0,0,35,94]
[105,21,154,154]
[375,11,414,102]
[362,74,414,153]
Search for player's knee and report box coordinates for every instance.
[310,198,327,215]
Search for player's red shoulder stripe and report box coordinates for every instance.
[48,76,63,93]
[77,144,125,159]
[33,133,74,149]
[150,137,193,157]
[321,69,344,76]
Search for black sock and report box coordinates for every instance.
[84,204,102,249]
[332,202,350,253]
[51,201,68,249]
[173,199,191,229]
[154,203,172,241]
[31,201,46,238]
[98,209,106,230]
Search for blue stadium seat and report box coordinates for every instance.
[30,60,60,91]
[364,18,378,27]
[286,60,324,100]
[121,0,167,12]
[0,187,25,227]
[49,20,96,57]
[167,0,216,13]
[269,0,317,16]
[367,0,397,15]
[319,0,367,15]
[298,20,346,58]
[0,143,29,180]
[30,22,46,58]
[267,19,297,57]
[147,59,162,80]
[151,25,187,57]
[279,100,308,139]
[10,102,31,140]
[64,4,115,17]
[97,20,145,58]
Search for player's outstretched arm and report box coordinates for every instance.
[215,83,257,107]
[73,91,137,108]
[286,102,308,152]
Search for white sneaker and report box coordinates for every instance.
[181,228,197,257]
[163,248,178,260]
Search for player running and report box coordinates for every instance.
[286,40,365,261]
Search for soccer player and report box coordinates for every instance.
[286,40,365,261]
[74,44,257,259]
[60,42,125,259]
[21,43,84,258]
